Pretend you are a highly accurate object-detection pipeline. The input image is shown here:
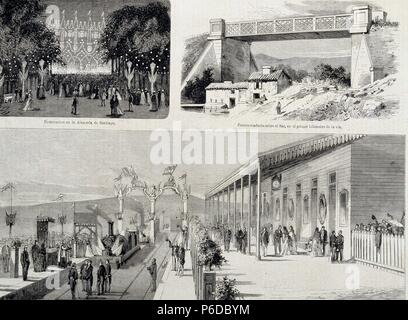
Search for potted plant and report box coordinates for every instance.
[215,276,240,300]
[197,236,226,271]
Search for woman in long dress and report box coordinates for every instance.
[23,91,33,111]
[311,227,321,257]
[288,226,297,255]
[116,95,124,116]
[280,226,289,256]
[115,88,122,101]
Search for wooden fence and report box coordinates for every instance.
[351,230,405,273]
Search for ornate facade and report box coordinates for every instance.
[45,5,111,74]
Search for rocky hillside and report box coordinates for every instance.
[229,74,400,122]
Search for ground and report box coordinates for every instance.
[181,74,401,124]
[0,96,169,119]
[156,241,405,300]
[42,233,173,300]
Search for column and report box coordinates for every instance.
[256,163,262,260]
[212,195,217,223]
[221,190,225,225]
[240,177,244,228]
[217,193,220,224]
[248,174,252,255]
[233,181,237,235]
[227,186,231,227]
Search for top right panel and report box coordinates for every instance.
[178,0,404,123]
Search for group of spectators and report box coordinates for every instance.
[354,214,405,236]
[309,227,344,262]
[260,225,297,257]
[67,259,112,299]
[210,223,347,263]
[167,226,189,277]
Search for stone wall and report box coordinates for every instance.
[221,39,252,82]
[366,26,399,77]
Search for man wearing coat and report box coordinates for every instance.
[329,231,337,263]
[224,229,232,252]
[84,260,93,298]
[97,260,106,295]
[80,261,87,292]
[335,230,344,262]
[68,263,79,300]
[274,226,283,256]
[147,258,157,292]
[375,227,382,262]
[105,260,112,293]
[20,247,30,281]
[320,226,328,256]
[261,227,270,257]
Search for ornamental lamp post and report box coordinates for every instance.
[114,184,131,235]
[0,65,4,101]
[38,59,47,99]
[18,60,28,97]
[58,214,67,236]
[2,182,17,237]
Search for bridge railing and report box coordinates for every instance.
[224,14,352,37]
[351,230,405,273]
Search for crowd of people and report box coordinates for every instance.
[209,223,347,263]
[353,213,405,236]
[67,259,112,299]
[69,85,167,116]
[4,80,168,116]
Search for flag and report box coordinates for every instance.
[54,194,64,201]
[1,182,15,192]
[163,165,177,176]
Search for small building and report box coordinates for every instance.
[372,8,388,22]
[248,66,292,102]
[205,81,249,110]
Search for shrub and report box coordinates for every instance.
[197,236,226,270]
[183,68,214,104]
[313,64,350,86]
[216,276,240,300]
[371,19,399,28]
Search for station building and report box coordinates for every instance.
[205,134,405,259]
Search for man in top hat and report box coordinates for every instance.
[68,263,79,300]
[97,260,106,295]
[20,247,30,281]
[147,258,157,292]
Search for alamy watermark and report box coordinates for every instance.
[149,122,259,165]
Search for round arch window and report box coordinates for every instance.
[288,198,295,219]
[275,198,281,221]
[318,194,327,225]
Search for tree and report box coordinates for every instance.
[183,68,214,104]
[98,2,170,92]
[313,63,350,86]
[0,0,62,86]
[277,64,309,82]
[182,33,209,80]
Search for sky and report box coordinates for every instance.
[0,129,317,207]
[175,0,400,59]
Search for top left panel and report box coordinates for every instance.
[0,0,170,119]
